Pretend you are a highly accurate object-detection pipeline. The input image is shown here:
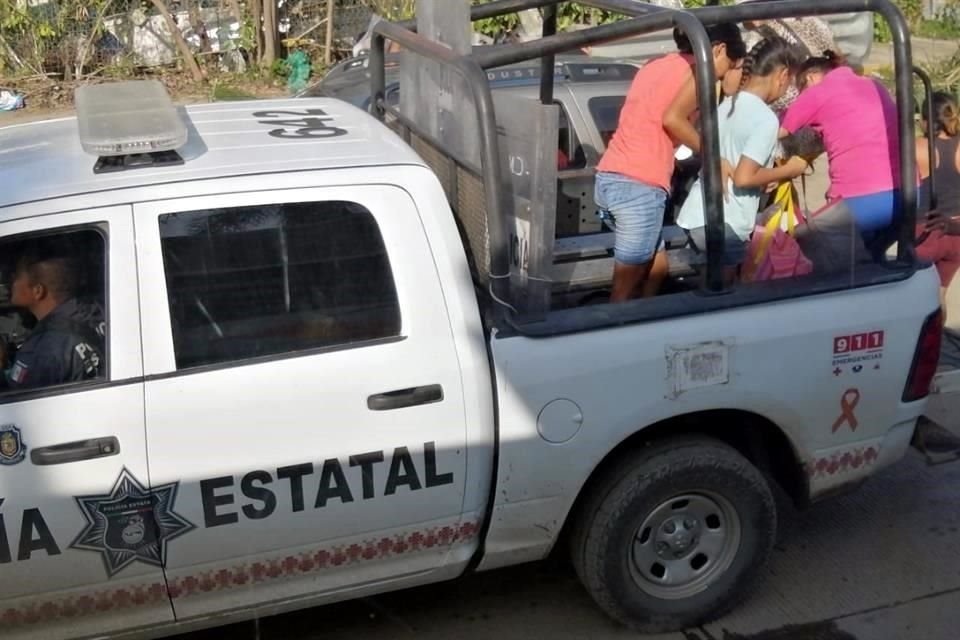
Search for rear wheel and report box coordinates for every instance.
[570,437,776,632]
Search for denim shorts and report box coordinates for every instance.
[594,171,667,265]
[685,224,749,267]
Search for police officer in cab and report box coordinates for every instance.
[0,251,105,390]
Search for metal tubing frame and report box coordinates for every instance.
[468,4,723,292]
[371,22,514,313]
[914,66,936,212]
[373,0,916,312]
[683,0,917,262]
[540,4,558,105]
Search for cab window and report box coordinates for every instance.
[159,200,401,370]
[588,95,626,149]
[556,101,586,170]
[0,228,107,394]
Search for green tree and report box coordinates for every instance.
[0,0,122,79]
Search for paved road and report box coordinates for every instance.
[175,394,960,640]
[866,36,957,71]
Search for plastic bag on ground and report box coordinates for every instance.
[0,89,25,112]
[285,51,312,95]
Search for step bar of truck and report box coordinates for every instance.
[932,369,960,395]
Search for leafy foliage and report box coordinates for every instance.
[875,0,960,41]
[0,0,119,78]
[472,2,619,39]
[361,0,416,21]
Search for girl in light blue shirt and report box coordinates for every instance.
[677,36,810,281]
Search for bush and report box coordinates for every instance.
[875,0,960,41]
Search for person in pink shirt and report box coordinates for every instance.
[780,53,902,265]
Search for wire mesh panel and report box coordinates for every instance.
[385,97,558,316]
[411,131,492,282]
[455,165,492,281]
[385,117,491,284]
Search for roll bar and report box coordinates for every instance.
[915,66,936,211]
[371,0,916,314]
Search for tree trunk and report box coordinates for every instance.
[324,0,334,65]
[150,0,204,82]
[262,0,279,67]
[225,0,243,23]
[250,0,265,64]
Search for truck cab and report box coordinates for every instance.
[0,87,498,639]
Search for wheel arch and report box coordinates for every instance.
[558,409,809,551]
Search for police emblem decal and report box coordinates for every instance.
[0,425,26,465]
[71,468,194,576]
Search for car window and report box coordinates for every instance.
[159,200,401,370]
[556,101,586,170]
[588,95,626,150]
[0,228,107,394]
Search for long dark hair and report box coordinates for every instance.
[729,36,803,116]
[673,22,747,62]
[923,91,960,137]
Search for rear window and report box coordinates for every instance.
[588,95,626,149]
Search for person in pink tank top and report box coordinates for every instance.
[782,53,905,271]
[596,24,746,302]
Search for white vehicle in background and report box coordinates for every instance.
[350,2,873,67]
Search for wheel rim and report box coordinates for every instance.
[628,491,742,600]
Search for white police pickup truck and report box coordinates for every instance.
[0,71,943,640]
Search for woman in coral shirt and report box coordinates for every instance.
[596,23,746,302]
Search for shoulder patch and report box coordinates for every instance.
[74,342,102,376]
[8,360,28,385]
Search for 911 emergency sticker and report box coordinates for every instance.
[0,425,26,466]
[832,330,885,376]
[71,468,195,577]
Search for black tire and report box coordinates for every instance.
[570,437,776,633]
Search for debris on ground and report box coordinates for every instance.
[0,88,25,112]
[283,50,313,95]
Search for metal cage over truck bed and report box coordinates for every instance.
[368,0,920,330]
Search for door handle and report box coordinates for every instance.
[30,437,120,466]
[367,384,443,411]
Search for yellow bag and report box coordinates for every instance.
[743,181,812,282]
[752,182,796,265]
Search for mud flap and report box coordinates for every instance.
[911,416,960,465]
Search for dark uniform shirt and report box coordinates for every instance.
[3,298,105,390]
